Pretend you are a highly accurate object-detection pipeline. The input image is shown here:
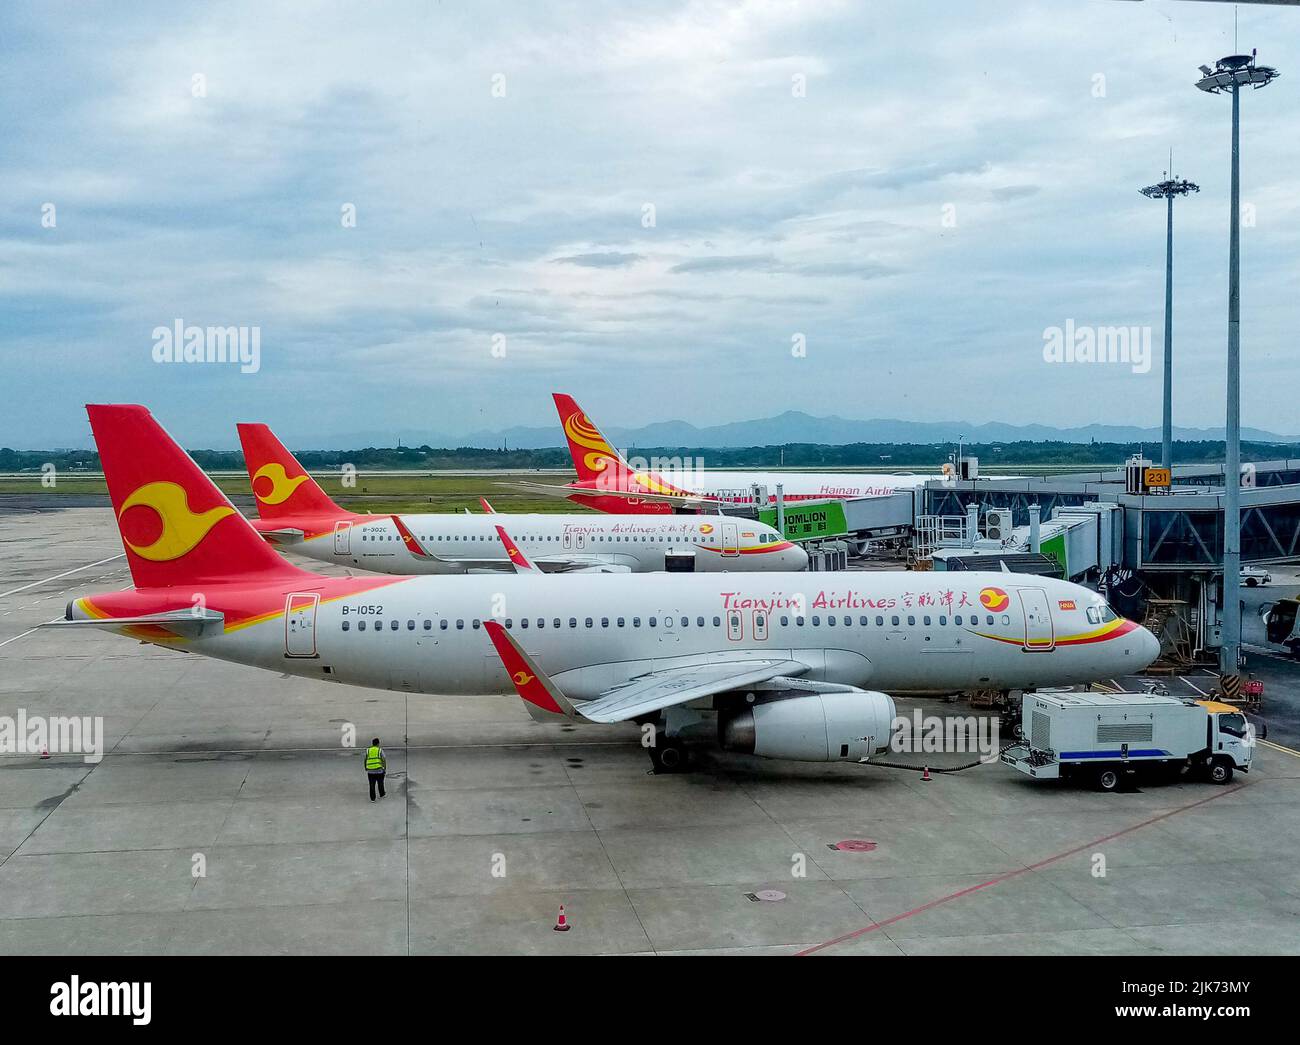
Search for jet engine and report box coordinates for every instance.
[719,690,896,763]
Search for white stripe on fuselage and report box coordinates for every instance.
[195,572,1147,701]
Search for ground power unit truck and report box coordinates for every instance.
[1000,692,1253,791]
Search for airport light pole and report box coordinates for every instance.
[1140,172,1198,472]
[1195,51,1279,690]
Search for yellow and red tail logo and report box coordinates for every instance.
[252,462,309,506]
[88,404,309,590]
[555,394,623,479]
[237,423,344,520]
[979,586,1010,612]
[119,481,235,562]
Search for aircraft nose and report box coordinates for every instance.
[788,543,809,571]
[1135,623,1160,666]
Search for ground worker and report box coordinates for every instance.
[364,737,387,801]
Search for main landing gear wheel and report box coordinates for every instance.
[649,739,690,774]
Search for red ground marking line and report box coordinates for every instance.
[796,783,1244,956]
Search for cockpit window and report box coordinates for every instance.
[1086,604,1119,625]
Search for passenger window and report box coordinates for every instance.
[987,615,995,626]
[796,616,805,626]
[617,617,624,627]
[680,616,689,628]
[713,616,721,627]
[472,619,481,629]
[440,620,448,631]
[812,616,821,626]
[456,620,464,630]
[407,620,415,630]
[601,618,609,627]
[827,616,836,627]
[632,617,640,627]
[649,617,657,627]
[504,618,512,629]
[696,616,704,627]
[907,616,915,627]
[876,616,884,626]
[569,618,577,628]
[891,616,900,626]
[584,618,593,628]
[520,618,529,629]
[923,616,931,626]
[423,620,431,630]
[342,620,350,631]
[781,616,789,627]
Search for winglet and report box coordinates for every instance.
[479,497,496,514]
[391,515,431,559]
[495,525,541,574]
[483,621,582,719]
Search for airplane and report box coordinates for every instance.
[48,404,1160,772]
[235,422,806,575]
[507,393,939,515]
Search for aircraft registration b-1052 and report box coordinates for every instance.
[236,423,806,575]
[46,405,1159,771]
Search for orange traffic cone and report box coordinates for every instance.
[39,745,50,760]
[553,904,571,932]
[920,765,931,782]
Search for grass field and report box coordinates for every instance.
[0,472,584,515]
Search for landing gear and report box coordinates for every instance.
[648,737,690,774]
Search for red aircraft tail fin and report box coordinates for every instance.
[236,423,345,520]
[87,405,311,589]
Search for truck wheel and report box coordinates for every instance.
[1209,758,1234,785]
[1096,767,1121,792]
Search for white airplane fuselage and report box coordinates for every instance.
[651,470,931,504]
[75,571,1158,701]
[272,512,805,574]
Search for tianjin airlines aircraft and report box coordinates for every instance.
[49,405,1159,771]
[236,423,806,575]
[509,393,938,515]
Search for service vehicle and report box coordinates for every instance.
[1000,691,1253,790]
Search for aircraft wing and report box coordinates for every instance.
[530,556,632,574]
[483,621,806,723]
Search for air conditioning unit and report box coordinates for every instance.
[985,510,1012,541]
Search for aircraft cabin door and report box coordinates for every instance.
[722,522,739,557]
[1018,588,1055,652]
[285,593,320,658]
[333,521,350,555]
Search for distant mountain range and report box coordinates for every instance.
[325,410,1300,452]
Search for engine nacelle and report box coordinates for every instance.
[719,691,896,763]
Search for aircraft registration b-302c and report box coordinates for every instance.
[508,393,938,515]
[236,423,806,575]
[47,405,1159,771]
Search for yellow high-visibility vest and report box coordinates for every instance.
[365,745,384,771]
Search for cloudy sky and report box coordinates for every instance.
[2,0,1298,448]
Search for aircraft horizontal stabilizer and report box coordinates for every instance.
[42,607,227,638]
[257,527,306,545]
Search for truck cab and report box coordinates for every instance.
[1197,700,1253,783]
